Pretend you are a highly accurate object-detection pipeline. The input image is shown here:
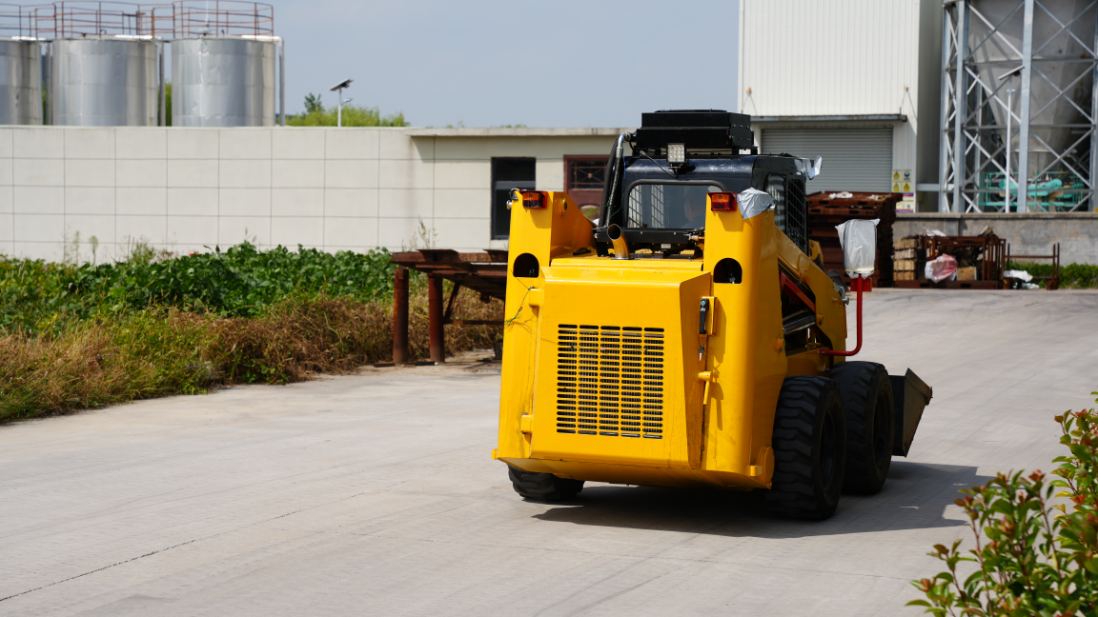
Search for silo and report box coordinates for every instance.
[48,36,158,126]
[939,0,1098,212]
[171,36,276,126]
[0,38,42,124]
[967,0,1096,179]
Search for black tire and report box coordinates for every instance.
[831,361,895,495]
[767,376,846,520]
[507,466,584,502]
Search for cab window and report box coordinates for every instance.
[625,183,721,230]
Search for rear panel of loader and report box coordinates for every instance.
[527,260,710,470]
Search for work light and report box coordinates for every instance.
[667,143,686,165]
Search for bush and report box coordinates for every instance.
[1007,262,1098,289]
[0,244,503,422]
[910,395,1098,616]
[0,243,395,335]
[0,289,501,422]
[287,105,407,127]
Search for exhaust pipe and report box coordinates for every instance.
[607,224,631,260]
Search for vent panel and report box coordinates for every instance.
[556,324,664,439]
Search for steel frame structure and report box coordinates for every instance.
[939,0,1098,213]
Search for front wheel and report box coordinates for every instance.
[831,361,895,495]
[507,466,584,502]
[767,376,847,520]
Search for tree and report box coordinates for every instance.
[304,93,324,114]
[287,99,408,127]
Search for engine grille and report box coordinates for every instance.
[555,324,664,438]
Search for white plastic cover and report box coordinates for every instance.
[835,218,879,277]
[738,188,774,220]
[924,254,958,283]
[1003,269,1034,282]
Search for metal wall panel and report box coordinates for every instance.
[762,128,893,191]
[48,38,158,126]
[172,38,276,127]
[0,40,41,125]
[739,0,921,119]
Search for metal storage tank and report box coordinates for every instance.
[48,36,158,126]
[0,39,42,124]
[967,0,1096,178]
[171,36,276,127]
[939,0,1098,212]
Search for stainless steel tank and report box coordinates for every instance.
[171,37,276,127]
[0,39,42,124]
[48,37,158,126]
[969,0,1097,176]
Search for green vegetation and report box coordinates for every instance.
[287,93,407,127]
[1007,262,1098,289]
[1,243,394,335]
[0,244,499,422]
[911,395,1098,616]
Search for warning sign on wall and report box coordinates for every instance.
[891,169,912,193]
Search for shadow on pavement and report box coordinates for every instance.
[532,461,988,539]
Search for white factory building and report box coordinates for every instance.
[739,0,925,203]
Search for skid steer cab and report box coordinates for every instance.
[492,110,932,519]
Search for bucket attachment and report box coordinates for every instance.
[890,369,932,456]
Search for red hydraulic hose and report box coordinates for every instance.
[821,276,868,357]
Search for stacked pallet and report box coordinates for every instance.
[806,191,902,286]
[892,237,918,281]
[891,232,1007,289]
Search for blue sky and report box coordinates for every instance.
[276,0,739,127]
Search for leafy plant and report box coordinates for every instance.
[0,242,503,422]
[287,104,407,127]
[910,395,1098,616]
[1006,262,1098,289]
[304,92,324,113]
[0,243,396,335]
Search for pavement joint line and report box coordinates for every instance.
[0,537,203,604]
[0,488,381,604]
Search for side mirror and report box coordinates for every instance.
[812,156,823,179]
[835,218,879,278]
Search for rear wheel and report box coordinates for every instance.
[507,466,584,502]
[831,361,895,494]
[767,376,846,520]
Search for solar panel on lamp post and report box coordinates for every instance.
[330,79,353,127]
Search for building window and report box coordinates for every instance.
[568,158,606,190]
[564,156,608,212]
[491,157,536,240]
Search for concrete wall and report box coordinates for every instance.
[0,126,618,262]
[894,213,1098,264]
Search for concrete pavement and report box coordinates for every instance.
[1,290,1097,616]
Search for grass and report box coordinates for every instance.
[0,244,502,423]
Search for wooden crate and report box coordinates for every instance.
[894,248,916,259]
[894,237,917,250]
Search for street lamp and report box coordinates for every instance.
[330,79,353,128]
